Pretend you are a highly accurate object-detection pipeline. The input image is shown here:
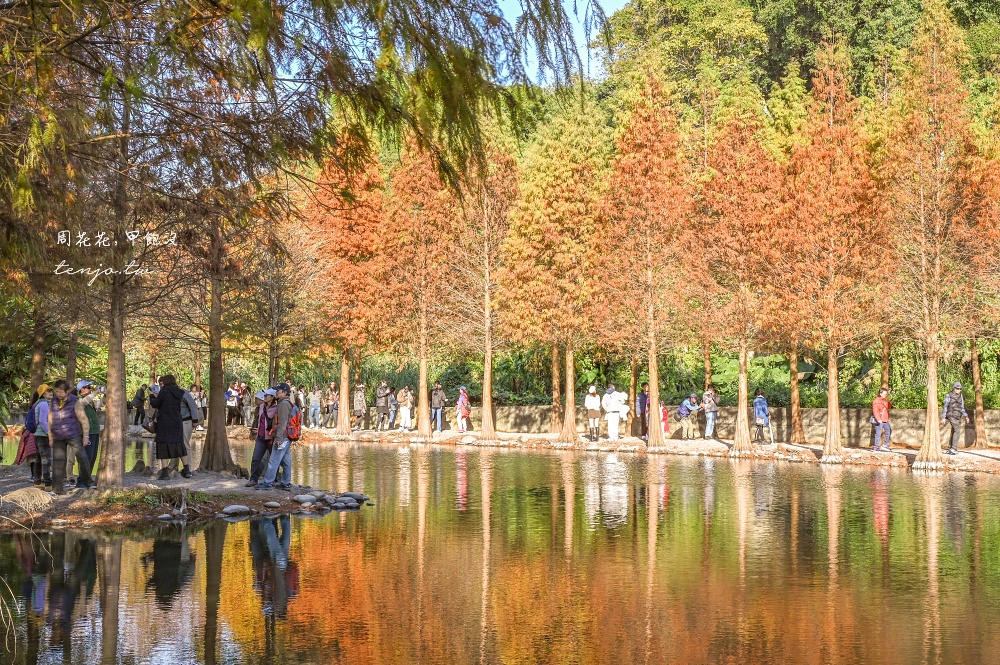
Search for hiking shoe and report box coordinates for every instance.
[245,479,258,487]
[255,483,274,490]
[278,485,292,491]
[180,467,192,479]
[948,447,958,455]
[158,467,170,480]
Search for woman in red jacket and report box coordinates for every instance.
[872,387,892,452]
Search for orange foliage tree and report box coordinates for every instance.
[778,48,881,461]
[886,1,988,469]
[386,143,461,437]
[500,105,608,444]
[597,78,693,448]
[695,115,782,455]
[442,146,519,440]
[306,146,388,436]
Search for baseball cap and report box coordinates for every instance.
[76,380,93,392]
[275,383,291,394]
[255,390,266,400]
[264,388,277,397]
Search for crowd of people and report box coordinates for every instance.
[11,369,975,493]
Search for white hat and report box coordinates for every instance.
[589,385,597,394]
[255,390,266,400]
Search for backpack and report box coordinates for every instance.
[285,404,302,441]
[270,399,302,441]
[24,402,38,434]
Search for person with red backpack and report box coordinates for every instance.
[257,383,300,491]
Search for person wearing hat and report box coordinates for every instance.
[455,386,472,434]
[585,386,601,441]
[48,378,95,493]
[247,388,278,487]
[76,380,102,469]
[258,383,294,490]
[28,384,53,487]
[677,393,702,440]
[601,384,628,441]
[942,382,969,455]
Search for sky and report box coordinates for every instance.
[497,0,631,81]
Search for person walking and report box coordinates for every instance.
[352,382,367,430]
[585,385,601,442]
[602,384,627,441]
[196,386,208,428]
[149,375,194,480]
[872,387,892,452]
[375,380,392,431]
[325,382,339,429]
[456,386,472,433]
[430,381,448,433]
[28,385,52,488]
[388,386,399,430]
[76,380,101,468]
[131,385,146,426]
[240,382,253,426]
[47,379,95,494]
[308,385,322,429]
[703,385,720,439]
[636,382,650,439]
[247,388,277,487]
[225,382,240,426]
[397,385,414,432]
[942,382,969,455]
[753,388,774,444]
[257,383,295,491]
[677,393,702,440]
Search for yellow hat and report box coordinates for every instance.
[36,383,50,397]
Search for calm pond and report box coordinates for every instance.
[3,441,1000,664]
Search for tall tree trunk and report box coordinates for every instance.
[99,267,127,487]
[647,298,664,448]
[628,357,639,437]
[30,306,46,393]
[267,340,278,386]
[99,76,131,488]
[482,341,496,441]
[558,344,578,444]
[822,345,843,462]
[731,339,753,456]
[335,350,353,436]
[203,521,227,665]
[971,335,988,449]
[98,538,122,665]
[703,341,712,390]
[789,347,806,445]
[550,345,562,433]
[65,322,79,386]
[202,242,235,472]
[880,335,891,389]
[417,301,431,437]
[915,345,944,469]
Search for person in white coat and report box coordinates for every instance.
[602,385,629,441]
[585,386,601,442]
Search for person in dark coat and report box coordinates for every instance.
[149,375,192,479]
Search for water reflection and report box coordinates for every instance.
[5,445,1000,664]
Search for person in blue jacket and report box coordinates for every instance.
[753,388,773,444]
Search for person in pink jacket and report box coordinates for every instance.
[872,387,892,452]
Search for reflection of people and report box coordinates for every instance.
[144,531,196,609]
[47,534,98,649]
[250,516,299,619]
